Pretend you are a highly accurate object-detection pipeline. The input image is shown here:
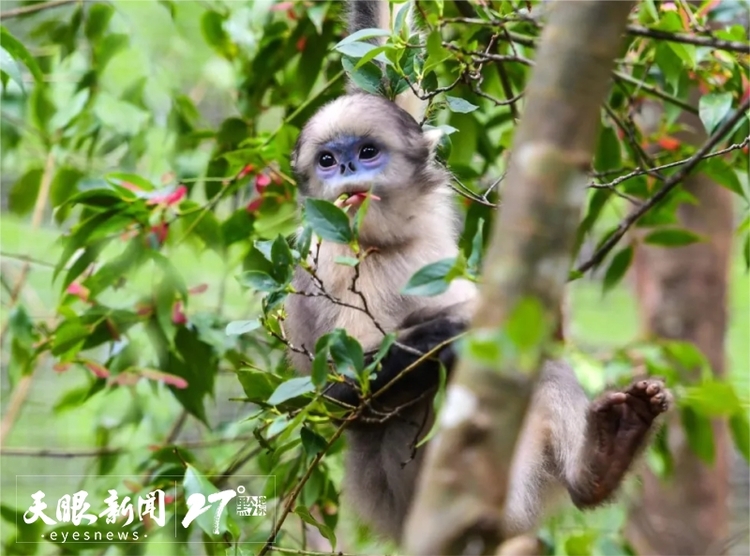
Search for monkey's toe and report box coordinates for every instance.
[624,379,671,421]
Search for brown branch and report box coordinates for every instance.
[577,97,750,274]
[268,547,359,556]
[442,16,750,54]
[627,24,750,54]
[257,417,352,556]
[0,150,55,446]
[0,0,77,19]
[613,70,697,114]
[588,137,750,191]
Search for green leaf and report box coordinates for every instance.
[595,125,622,172]
[238,270,282,292]
[85,3,114,40]
[401,258,456,296]
[701,157,745,199]
[329,329,364,379]
[0,46,23,89]
[336,28,391,47]
[644,228,702,247]
[303,199,353,244]
[63,237,111,291]
[165,326,217,425]
[8,168,42,216]
[51,321,91,358]
[66,188,130,208]
[225,320,261,336]
[342,56,382,95]
[300,427,328,456]
[267,376,315,406]
[603,245,633,292]
[335,256,359,266]
[295,225,314,260]
[663,339,710,376]
[295,505,337,549]
[183,465,235,539]
[730,412,750,462]
[271,234,294,283]
[221,208,254,247]
[311,336,331,388]
[699,92,733,134]
[683,380,742,416]
[445,95,478,114]
[0,27,43,83]
[84,237,146,295]
[680,406,715,464]
[50,167,84,207]
[565,532,596,556]
[236,369,282,404]
[105,172,156,191]
[335,41,378,59]
[655,43,681,93]
[201,11,232,56]
[464,328,504,367]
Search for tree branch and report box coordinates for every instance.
[403,2,636,554]
[627,24,750,54]
[0,0,77,20]
[0,150,55,446]
[577,97,750,273]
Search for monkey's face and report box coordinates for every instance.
[292,94,447,245]
[311,134,390,208]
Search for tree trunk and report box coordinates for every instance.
[627,91,734,555]
[402,2,635,554]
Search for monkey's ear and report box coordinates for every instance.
[422,127,444,158]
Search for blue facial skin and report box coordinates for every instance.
[315,135,389,195]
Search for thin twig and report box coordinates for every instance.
[257,417,352,556]
[626,24,750,54]
[613,70,697,114]
[0,150,55,446]
[577,98,750,273]
[268,547,360,556]
[442,16,750,54]
[0,0,76,19]
[588,137,750,191]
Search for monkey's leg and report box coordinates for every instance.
[566,378,670,508]
[502,363,671,535]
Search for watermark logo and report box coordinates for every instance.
[15,475,275,546]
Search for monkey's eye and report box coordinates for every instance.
[359,144,379,160]
[318,152,336,168]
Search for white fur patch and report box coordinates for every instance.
[441,384,478,428]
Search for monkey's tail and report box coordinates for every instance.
[346,0,428,123]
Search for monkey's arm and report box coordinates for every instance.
[324,309,466,411]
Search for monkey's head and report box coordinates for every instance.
[291,94,450,247]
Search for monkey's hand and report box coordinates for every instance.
[324,315,466,415]
[571,378,671,508]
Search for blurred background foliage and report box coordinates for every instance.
[0,0,748,554]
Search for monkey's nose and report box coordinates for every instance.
[340,162,357,176]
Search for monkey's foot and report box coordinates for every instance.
[571,379,671,508]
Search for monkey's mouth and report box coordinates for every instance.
[334,191,381,208]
